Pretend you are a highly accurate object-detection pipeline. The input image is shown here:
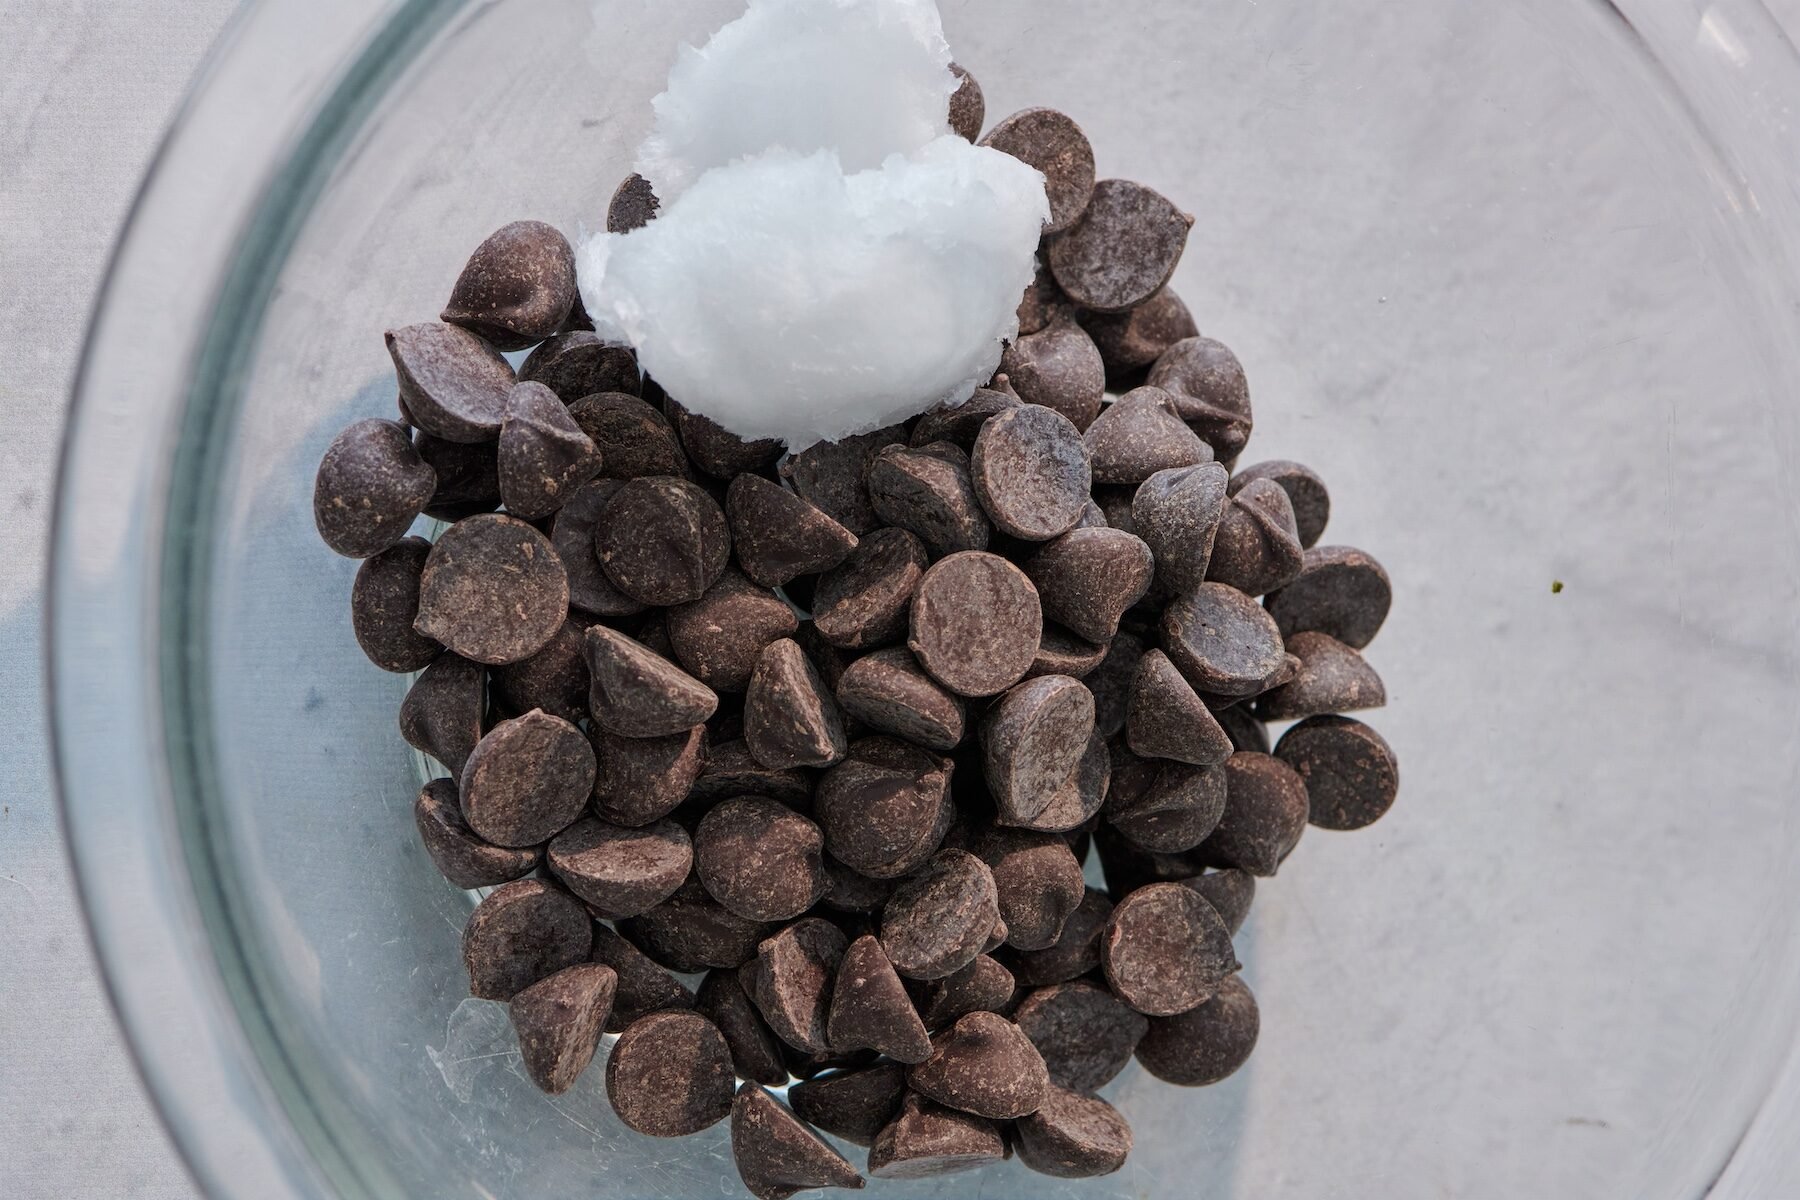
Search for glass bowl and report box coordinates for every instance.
[49,1,1800,1197]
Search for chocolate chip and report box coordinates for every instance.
[970,405,1093,542]
[966,827,1085,951]
[590,724,708,827]
[690,738,813,808]
[414,432,501,521]
[813,528,928,650]
[727,473,860,588]
[741,917,848,1054]
[826,933,933,1063]
[548,479,645,617]
[917,954,1017,1029]
[743,639,849,769]
[835,648,965,752]
[509,961,615,1094]
[697,968,790,1086]
[866,442,991,557]
[583,623,718,737]
[413,778,540,889]
[1230,460,1329,549]
[1206,476,1304,598]
[398,652,486,777]
[1083,387,1212,488]
[1014,1086,1133,1178]
[979,108,1095,235]
[1215,704,1270,754]
[1027,626,1109,681]
[783,1044,881,1082]
[1006,887,1110,988]
[622,875,774,972]
[1264,545,1391,650]
[1101,882,1237,1017]
[1090,484,1135,535]
[666,396,783,479]
[607,172,660,233]
[519,331,641,402]
[908,551,1042,696]
[997,319,1106,431]
[879,849,998,980]
[566,392,687,480]
[1127,648,1233,766]
[589,924,696,1032]
[1201,752,1309,876]
[1004,729,1111,834]
[661,570,799,694]
[908,1010,1048,1119]
[494,381,601,519]
[1103,746,1228,853]
[1146,337,1252,464]
[350,536,440,672]
[820,858,896,915]
[730,1084,866,1200]
[1182,869,1256,936]
[696,797,828,922]
[1014,981,1147,1093]
[946,62,985,142]
[1132,463,1229,595]
[459,710,595,847]
[1134,974,1259,1086]
[1086,631,1145,740]
[1021,528,1155,645]
[1161,582,1286,698]
[909,389,1018,450]
[868,1092,1006,1179]
[1079,288,1199,375]
[1274,715,1397,830]
[779,425,908,536]
[386,323,518,443]
[461,879,592,1001]
[1091,828,1205,898]
[440,221,576,350]
[314,419,436,557]
[816,748,954,879]
[789,1064,907,1146]
[981,675,1095,827]
[593,474,731,605]
[548,816,691,918]
[414,514,568,665]
[490,619,588,722]
[1256,631,1386,720]
[1047,179,1191,313]
[606,1010,736,1137]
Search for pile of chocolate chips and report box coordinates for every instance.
[315,66,1397,1198]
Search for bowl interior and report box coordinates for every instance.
[168,0,1800,1196]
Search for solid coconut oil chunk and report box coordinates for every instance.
[578,0,1049,450]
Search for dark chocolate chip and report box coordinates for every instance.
[1274,714,1398,830]
[821,858,896,914]
[1161,582,1286,697]
[1078,288,1199,374]
[413,514,568,665]
[744,638,849,769]
[779,425,908,536]
[1103,745,1228,853]
[816,747,954,879]
[1006,887,1110,989]
[589,923,696,1032]
[314,419,436,558]
[495,381,601,519]
[460,710,595,847]
[946,62,985,142]
[908,1010,1048,1119]
[1003,729,1110,834]
[584,623,718,737]
[413,778,540,889]
[744,918,849,1054]
[690,738,813,809]
[879,849,999,981]
[966,827,1085,951]
[567,392,687,480]
[1091,828,1205,899]
[509,961,615,1094]
[1014,259,1069,338]
[1091,484,1136,535]
[1083,387,1212,487]
[1127,648,1233,766]
[696,797,828,921]
[1230,460,1330,549]
[980,675,1095,826]
[1132,462,1229,595]
[835,647,965,752]
[414,432,501,521]
[351,536,440,672]
[398,652,486,777]
[828,934,933,1063]
[979,108,1095,235]
[1021,528,1155,644]
[917,954,1017,1029]
[727,473,859,588]
[548,816,691,918]
[590,723,709,826]
[665,568,800,693]
[813,528,928,651]
[909,389,1019,450]
[1014,1086,1133,1178]
[868,1093,1006,1179]
[666,396,784,479]
[621,875,774,972]
[697,968,790,1087]
[1027,625,1110,681]
[867,442,991,557]
[1134,974,1259,1086]
[519,331,641,402]
[789,1064,907,1147]
[1215,703,1270,754]
[1013,981,1147,1094]
[607,172,660,233]
[491,619,589,723]
[731,1084,866,1200]
[1200,752,1309,876]
[1206,476,1304,597]
[1264,545,1392,650]
[970,404,1093,540]
[1182,869,1256,936]
[1086,631,1145,740]
[461,879,592,1001]
[595,474,731,605]
[1101,881,1237,1017]
[997,320,1106,431]
[386,323,518,444]
[908,551,1042,697]
[1146,337,1252,464]
[1047,179,1192,314]
[606,1010,736,1137]
[441,221,576,350]
[549,479,645,617]
[1256,630,1386,720]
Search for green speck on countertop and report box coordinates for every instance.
[1551,580,1565,594]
